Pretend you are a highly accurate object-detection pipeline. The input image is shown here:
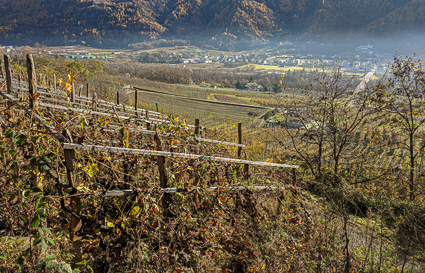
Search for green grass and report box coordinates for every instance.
[240,64,308,72]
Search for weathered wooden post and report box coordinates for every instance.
[134,88,138,113]
[78,85,82,97]
[291,168,297,186]
[71,82,75,103]
[119,126,131,183]
[194,119,201,154]
[18,73,23,101]
[146,110,149,120]
[195,119,200,136]
[4,55,12,94]
[86,83,89,98]
[244,163,249,181]
[122,103,126,113]
[146,122,151,130]
[156,103,159,113]
[237,123,242,158]
[53,74,56,91]
[92,92,97,111]
[0,58,4,80]
[123,161,130,183]
[62,130,82,267]
[155,132,171,216]
[26,54,37,109]
[116,90,120,105]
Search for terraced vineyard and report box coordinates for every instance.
[1,54,321,272]
[129,87,270,128]
[2,54,424,272]
[251,122,424,173]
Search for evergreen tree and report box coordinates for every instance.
[235,79,242,89]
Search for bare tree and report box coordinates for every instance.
[280,66,376,185]
[372,55,425,200]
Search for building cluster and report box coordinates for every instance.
[160,44,391,74]
[1,42,393,76]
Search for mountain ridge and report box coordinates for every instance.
[0,0,423,46]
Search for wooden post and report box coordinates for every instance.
[18,74,23,98]
[0,58,4,79]
[62,130,82,267]
[116,90,120,105]
[134,88,138,112]
[18,74,22,101]
[78,85,82,97]
[53,74,56,91]
[195,119,200,135]
[71,82,75,103]
[244,164,249,180]
[146,110,149,120]
[86,83,89,97]
[291,168,297,186]
[4,55,12,94]
[26,54,37,109]
[156,103,159,113]
[237,123,242,158]
[123,161,130,183]
[122,103,126,113]
[155,132,171,216]
[92,92,97,111]
[193,119,200,154]
[146,122,151,130]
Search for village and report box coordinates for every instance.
[2,41,393,75]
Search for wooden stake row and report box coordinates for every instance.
[0,53,299,270]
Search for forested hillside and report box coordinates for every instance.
[0,0,422,46]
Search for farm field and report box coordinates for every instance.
[132,88,269,127]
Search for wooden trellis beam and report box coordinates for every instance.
[63,143,299,169]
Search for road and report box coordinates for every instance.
[355,72,374,94]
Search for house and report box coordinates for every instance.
[4,46,13,53]
[244,82,263,92]
[182,58,195,64]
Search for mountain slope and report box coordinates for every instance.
[367,0,425,35]
[0,0,423,46]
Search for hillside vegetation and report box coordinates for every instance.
[0,0,423,46]
[1,53,425,272]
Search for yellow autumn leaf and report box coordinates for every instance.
[129,206,141,217]
[105,216,115,228]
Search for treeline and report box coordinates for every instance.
[104,62,310,91]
